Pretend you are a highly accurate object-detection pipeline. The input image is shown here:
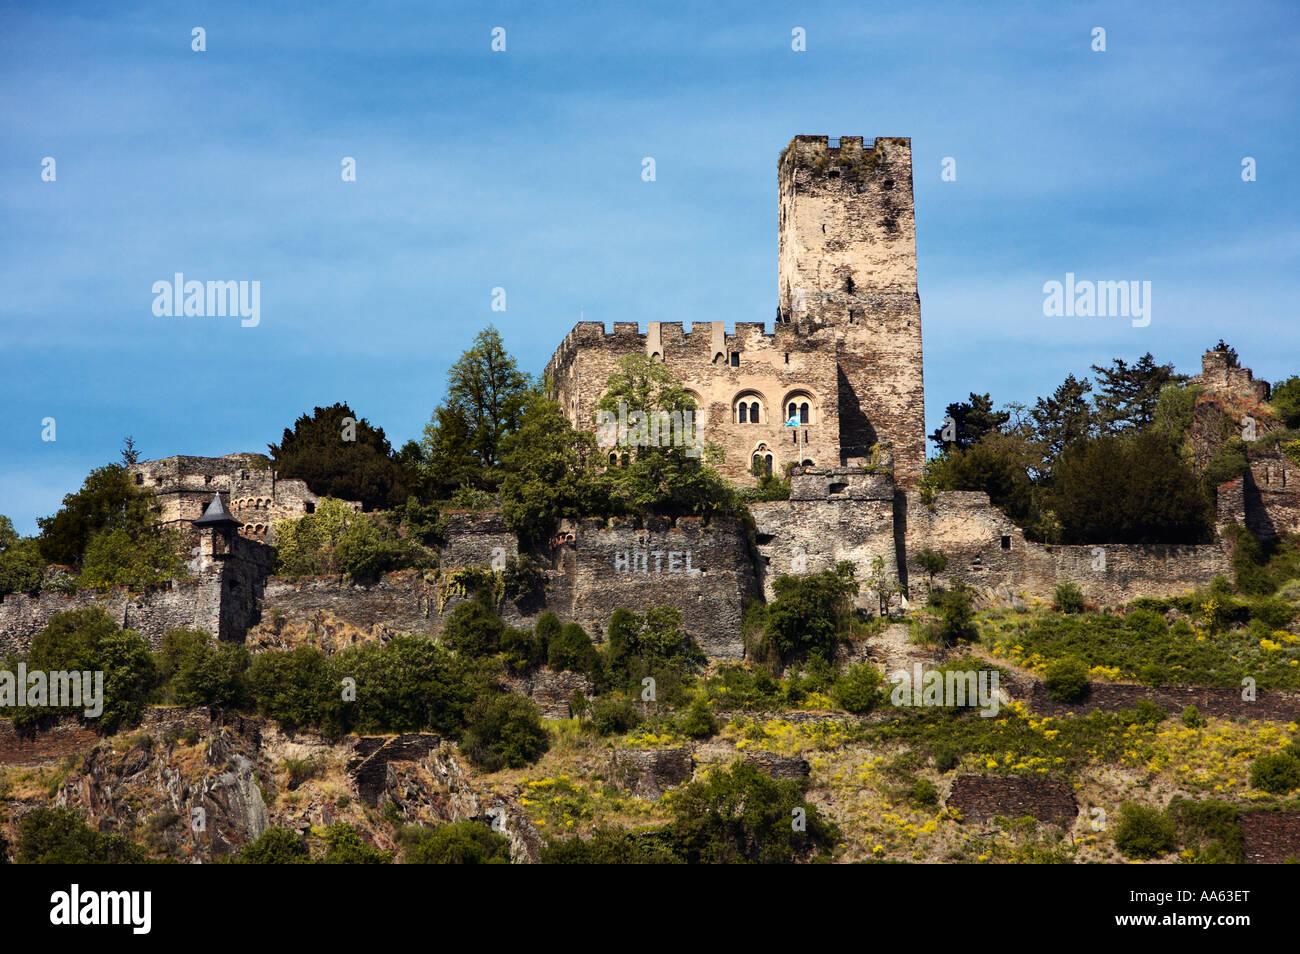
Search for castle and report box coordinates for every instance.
[2,136,1297,661]
[546,136,926,488]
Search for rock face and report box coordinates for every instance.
[946,775,1078,827]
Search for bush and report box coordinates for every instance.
[440,596,506,657]
[929,583,977,646]
[832,663,884,714]
[1042,657,1089,703]
[586,695,642,737]
[678,697,718,739]
[459,692,549,772]
[318,823,391,864]
[907,777,939,807]
[604,607,705,698]
[1113,802,1177,860]
[20,608,157,733]
[664,761,839,864]
[235,826,311,864]
[932,744,960,773]
[1249,752,1300,794]
[1182,705,1206,728]
[541,827,680,864]
[158,628,249,709]
[547,622,601,676]
[16,807,145,864]
[761,567,858,664]
[399,821,510,864]
[1053,581,1085,614]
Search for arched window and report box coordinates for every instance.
[782,391,817,426]
[609,452,617,467]
[799,402,809,424]
[734,392,766,425]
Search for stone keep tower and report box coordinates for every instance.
[777,136,926,488]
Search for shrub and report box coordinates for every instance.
[440,595,506,657]
[158,628,249,709]
[235,826,311,864]
[541,827,680,864]
[664,761,839,864]
[1167,798,1244,864]
[1113,802,1176,860]
[1131,699,1168,725]
[678,697,718,739]
[16,807,145,864]
[907,777,939,807]
[399,821,510,864]
[1182,705,1206,729]
[761,566,858,664]
[586,695,642,737]
[245,646,340,735]
[831,662,884,714]
[1249,752,1300,794]
[1053,581,1085,614]
[459,692,549,772]
[318,823,391,864]
[930,583,978,646]
[1042,657,1089,703]
[932,744,960,773]
[547,621,601,676]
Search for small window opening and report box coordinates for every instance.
[134,473,143,485]
[304,501,315,514]
[749,401,760,422]
[729,352,740,367]
[738,403,749,424]
[800,402,810,424]
[1000,535,1011,550]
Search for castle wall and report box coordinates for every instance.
[546,320,843,483]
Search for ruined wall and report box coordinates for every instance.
[128,454,359,545]
[778,136,925,488]
[903,491,1231,607]
[750,467,899,609]
[946,775,1078,826]
[259,514,757,660]
[1240,812,1300,864]
[1243,446,1300,541]
[1192,349,1269,404]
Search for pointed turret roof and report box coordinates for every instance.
[192,493,243,529]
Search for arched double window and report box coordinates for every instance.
[782,390,817,426]
[733,391,766,425]
[751,443,774,477]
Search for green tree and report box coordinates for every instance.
[459,692,549,772]
[1030,374,1097,473]
[927,432,1038,528]
[1113,802,1176,860]
[913,548,947,594]
[1090,353,1183,434]
[269,403,407,510]
[157,628,249,709]
[399,821,511,864]
[499,392,600,546]
[16,808,144,864]
[665,762,839,863]
[37,464,157,568]
[929,392,1009,452]
[1269,375,1300,428]
[319,823,392,864]
[761,565,858,664]
[420,326,532,493]
[0,516,43,597]
[235,827,311,864]
[76,526,187,590]
[595,355,737,518]
[1044,432,1212,544]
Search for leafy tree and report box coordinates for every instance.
[541,826,680,864]
[0,516,42,597]
[664,762,839,863]
[235,827,311,864]
[1044,433,1211,544]
[547,621,601,677]
[37,464,157,568]
[1151,382,1203,443]
[399,822,511,864]
[1090,353,1182,434]
[16,808,144,864]
[1113,802,1177,860]
[1269,375,1300,429]
[832,662,884,714]
[926,433,1038,528]
[604,607,705,692]
[678,696,719,739]
[269,403,407,510]
[76,526,187,590]
[929,392,1009,452]
[499,392,600,547]
[157,628,249,709]
[459,692,549,772]
[245,646,342,735]
[595,355,737,518]
[319,823,391,864]
[928,582,977,646]
[440,595,506,658]
[913,548,947,593]
[420,326,531,494]
[21,608,157,733]
[760,565,858,664]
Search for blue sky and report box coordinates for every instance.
[2,1,1297,534]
